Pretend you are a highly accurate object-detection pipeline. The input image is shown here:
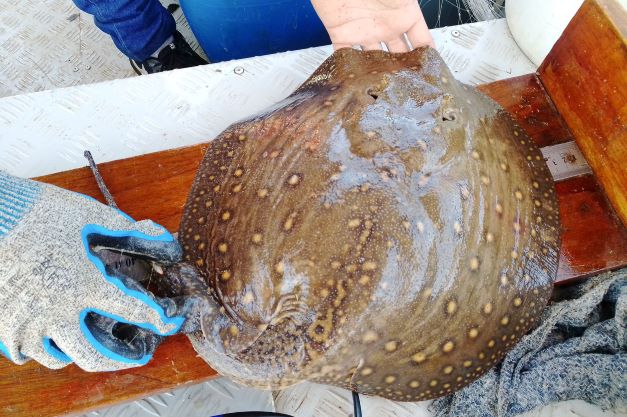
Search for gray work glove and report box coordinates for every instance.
[0,171,184,371]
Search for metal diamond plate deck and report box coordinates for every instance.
[0,0,204,98]
[79,378,275,417]
[0,18,536,179]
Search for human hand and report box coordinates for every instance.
[311,0,434,52]
[0,171,185,371]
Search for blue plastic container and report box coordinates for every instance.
[179,0,331,62]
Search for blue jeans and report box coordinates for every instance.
[72,0,175,62]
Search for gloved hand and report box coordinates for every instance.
[0,170,184,371]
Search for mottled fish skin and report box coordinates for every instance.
[176,47,561,401]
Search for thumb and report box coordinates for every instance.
[86,220,182,265]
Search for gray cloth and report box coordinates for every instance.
[432,269,627,417]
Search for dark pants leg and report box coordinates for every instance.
[72,0,176,62]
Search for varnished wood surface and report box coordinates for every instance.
[538,0,627,226]
[477,75,574,148]
[1,74,625,417]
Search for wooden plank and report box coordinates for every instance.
[0,335,217,417]
[538,0,627,225]
[556,174,627,283]
[477,74,574,148]
[1,74,625,417]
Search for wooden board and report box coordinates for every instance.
[538,0,627,226]
[1,73,626,417]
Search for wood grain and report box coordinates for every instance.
[0,74,625,417]
[538,0,627,225]
[477,75,574,148]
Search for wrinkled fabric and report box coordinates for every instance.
[432,269,627,417]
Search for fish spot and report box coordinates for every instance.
[363,261,377,271]
[361,367,373,376]
[359,275,371,285]
[429,379,438,387]
[411,352,426,364]
[205,200,213,208]
[218,242,228,253]
[468,328,479,339]
[454,222,462,234]
[221,211,231,221]
[500,162,508,171]
[409,380,420,388]
[198,242,206,251]
[232,184,242,193]
[195,258,204,266]
[257,189,269,198]
[471,150,480,160]
[487,339,496,348]
[238,134,246,141]
[446,300,458,315]
[463,360,473,368]
[193,234,201,241]
[442,340,455,353]
[513,297,523,307]
[500,273,509,285]
[286,174,302,186]
[513,221,521,232]
[348,219,361,228]
[385,341,398,352]
[469,257,480,271]
[483,303,493,315]
[495,203,503,214]
[363,331,379,343]
[501,316,510,326]
[233,168,243,177]
[221,270,231,281]
[283,212,297,231]
[486,232,494,243]
[481,175,490,185]
[213,185,221,192]
[443,365,454,374]
[511,250,519,260]
[385,375,396,384]
[229,325,239,336]
[417,222,425,233]
[515,190,523,200]
[197,217,206,225]
[275,262,285,274]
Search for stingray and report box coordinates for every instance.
[166,47,560,402]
